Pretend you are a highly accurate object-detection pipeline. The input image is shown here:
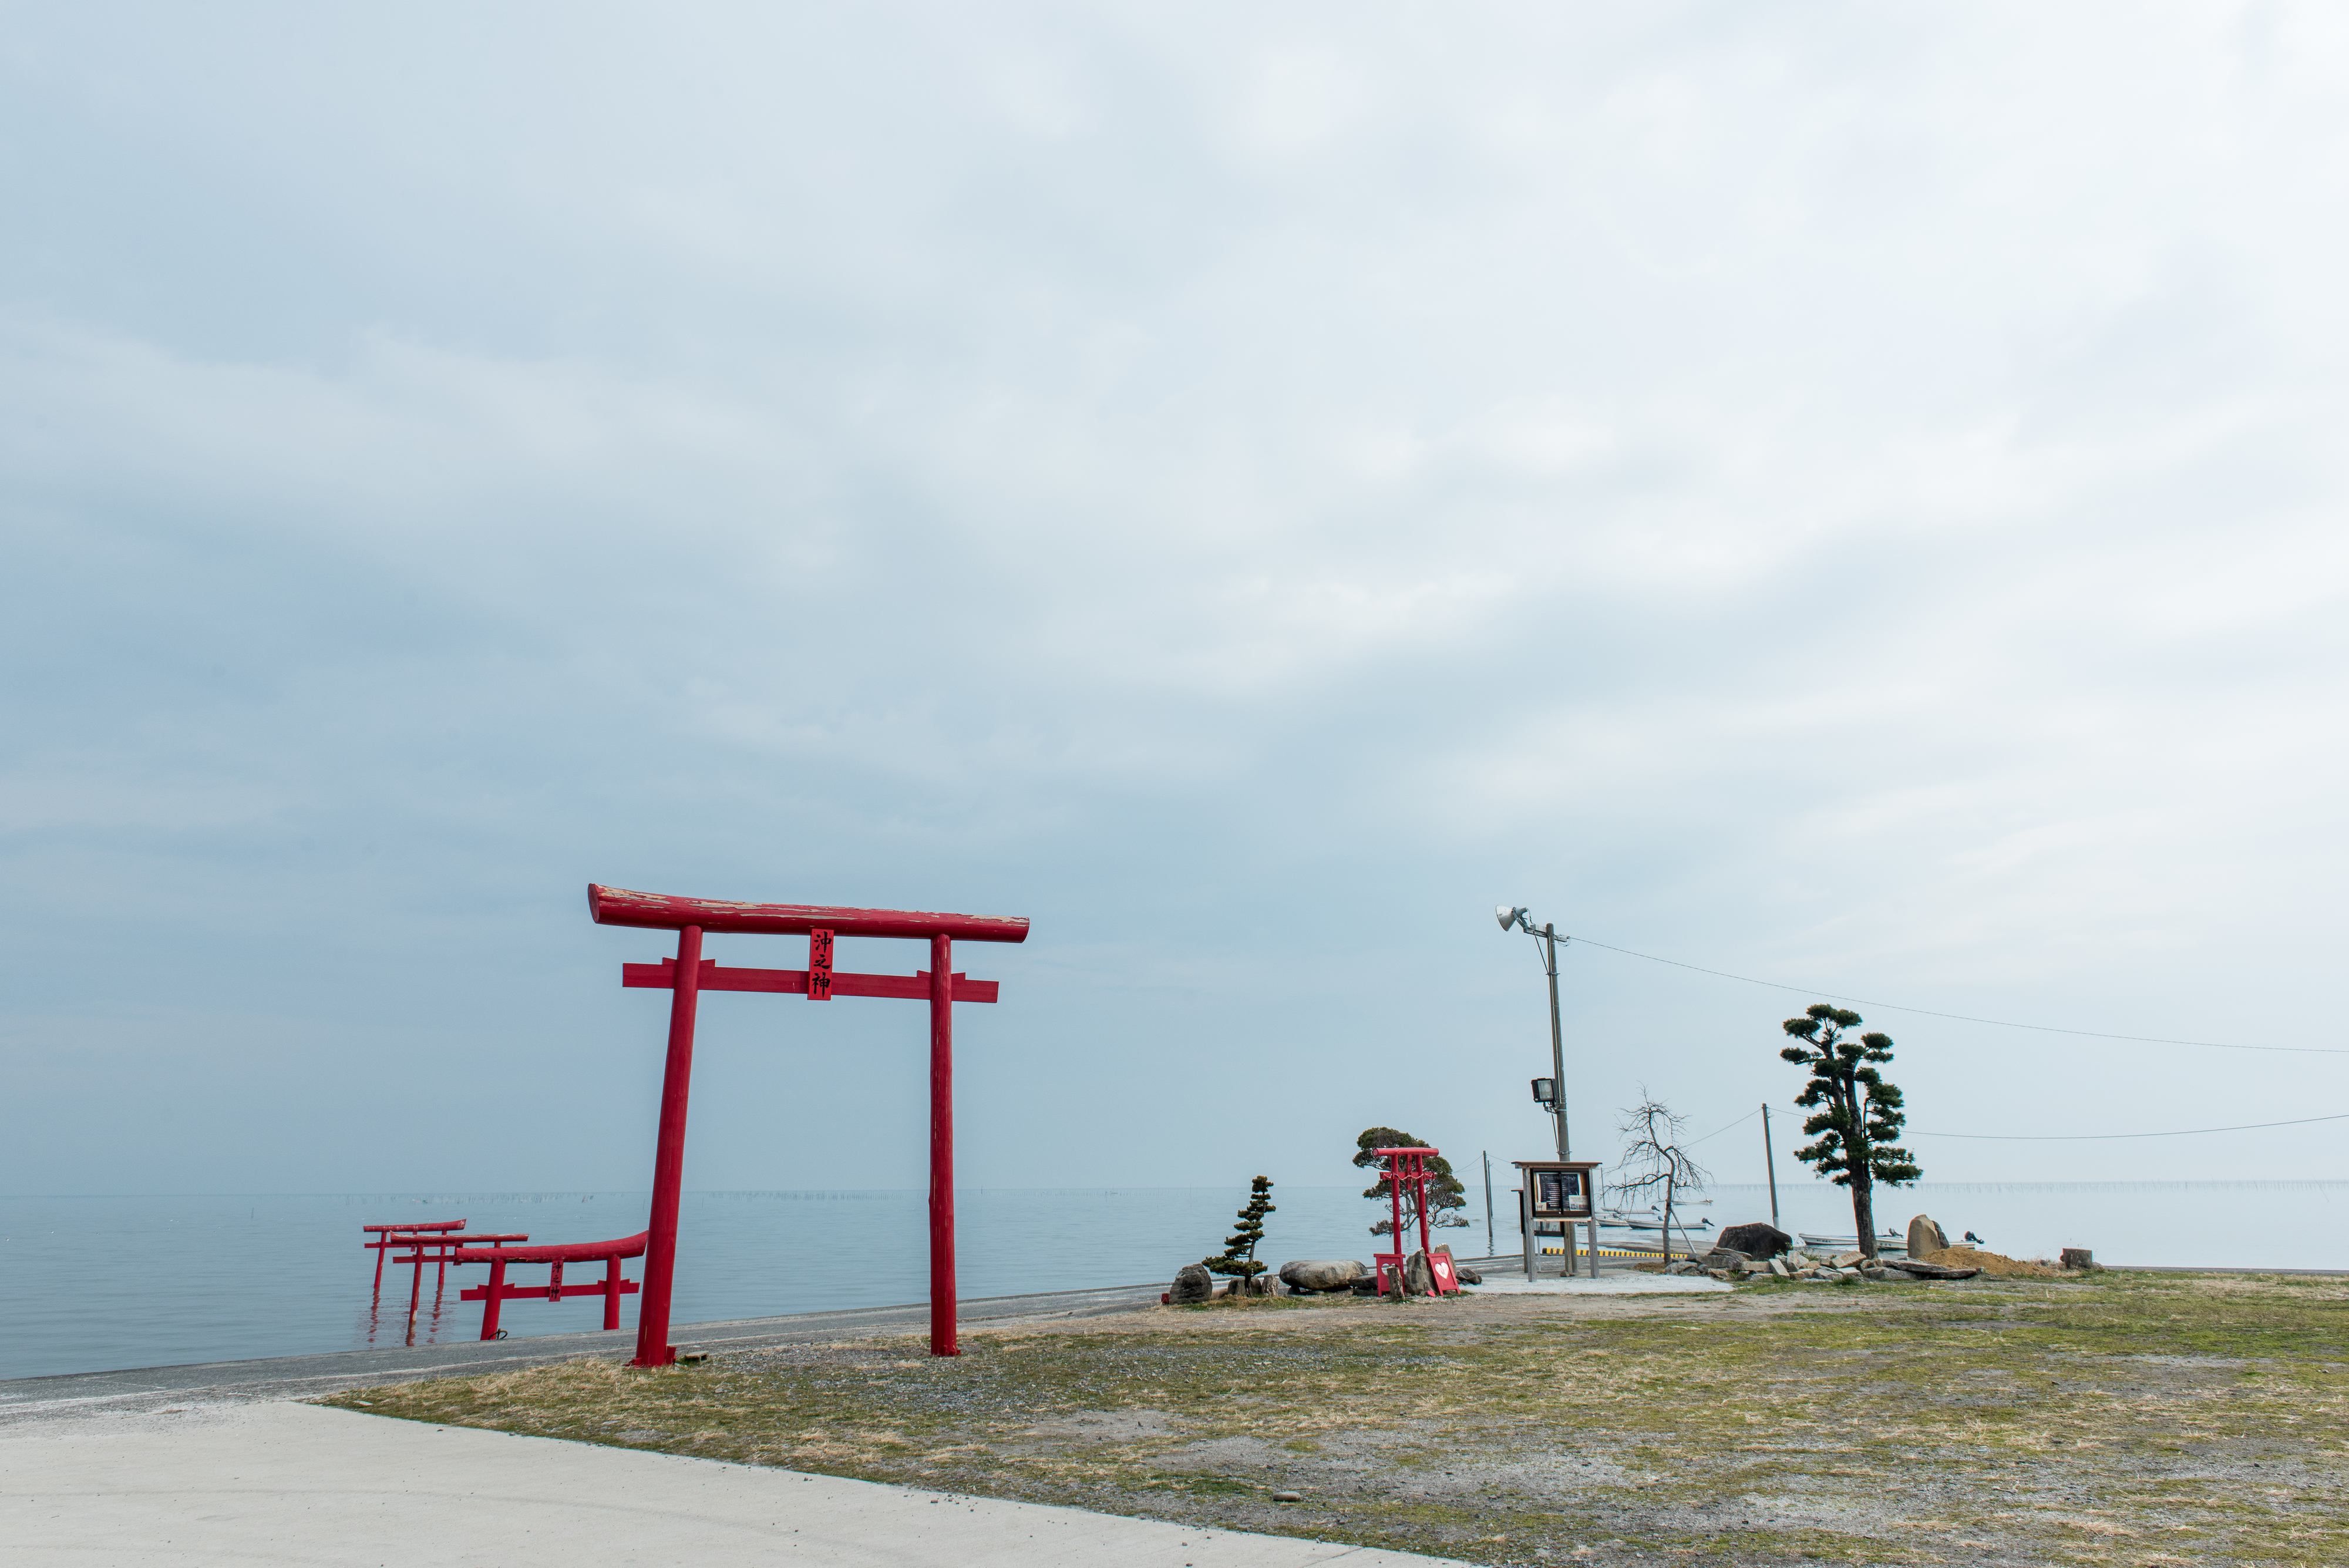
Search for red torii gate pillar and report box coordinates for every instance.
[588,884,1029,1364]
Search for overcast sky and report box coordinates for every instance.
[5,2,2347,1200]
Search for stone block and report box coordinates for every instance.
[1169,1263,1214,1304]
[1278,1259,1365,1293]
[1907,1215,1951,1258]
[1718,1222,1793,1259]
[1402,1250,1438,1296]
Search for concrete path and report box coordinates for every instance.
[1,1401,1473,1567]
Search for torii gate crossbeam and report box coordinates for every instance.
[588,884,1029,1363]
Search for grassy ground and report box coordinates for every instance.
[324,1271,2349,1566]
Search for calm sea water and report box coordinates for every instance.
[1,1182,2341,1382]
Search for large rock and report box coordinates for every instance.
[1455,1266,1482,1285]
[1888,1257,1982,1280]
[1906,1215,1950,1258]
[1169,1263,1214,1304]
[1278,1259,1364,1293]
[1402,1250,1438,1296]
[1718,1222,1793,1259]
[2060,1248,2096,1271]
[1700,1248,1750,1272]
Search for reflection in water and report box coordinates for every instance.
[365,1230,487,1348]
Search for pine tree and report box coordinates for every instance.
[1779,1004,1922,1259]
[1203,1175,1277,1288]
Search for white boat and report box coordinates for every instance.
[1798,1231,1908,1256]
[1607,1221,1713,1238]
[1600,1207,1713,1232]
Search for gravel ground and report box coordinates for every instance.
[326,1270,2349,1566]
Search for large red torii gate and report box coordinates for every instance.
[588,884,1029,1363]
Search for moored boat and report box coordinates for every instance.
[1798,1230,1908,1255]
[1600,1206,1713,1233]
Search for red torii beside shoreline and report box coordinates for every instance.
[588,884,1029,1364]
[1378,1147,1439,1263]
[1369,1146,1462,1297]
[449,1230,649,1338]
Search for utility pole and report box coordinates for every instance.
[1494,910,1569,1159]
[1496,907,1571,1160]
[1540,923,1569,1160]
[1482,1150,1495,1253]
[1761,1102,1780,1229]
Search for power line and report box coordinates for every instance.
[1570,937,2349,1055]
[1685,1106,1760,1148]
[1681,1102,2343,1146]
[1913,1111,2349,1140]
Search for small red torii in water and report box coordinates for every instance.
[588,884,1030,1363]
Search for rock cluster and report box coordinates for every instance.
[1167,1253,1495,1304]
[1665,1244,1981,1283]
[1657,1215,1997,1283]
[1165,1265,1302,1303]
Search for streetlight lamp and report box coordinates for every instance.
[1496,905,1570,1160]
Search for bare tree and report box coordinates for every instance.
[1611,1094,1708,1264]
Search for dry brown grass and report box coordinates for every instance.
[323,1271,2349,1568]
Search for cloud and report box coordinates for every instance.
[4,2,2349,1194]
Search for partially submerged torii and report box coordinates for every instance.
[588,884,1030,1363]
